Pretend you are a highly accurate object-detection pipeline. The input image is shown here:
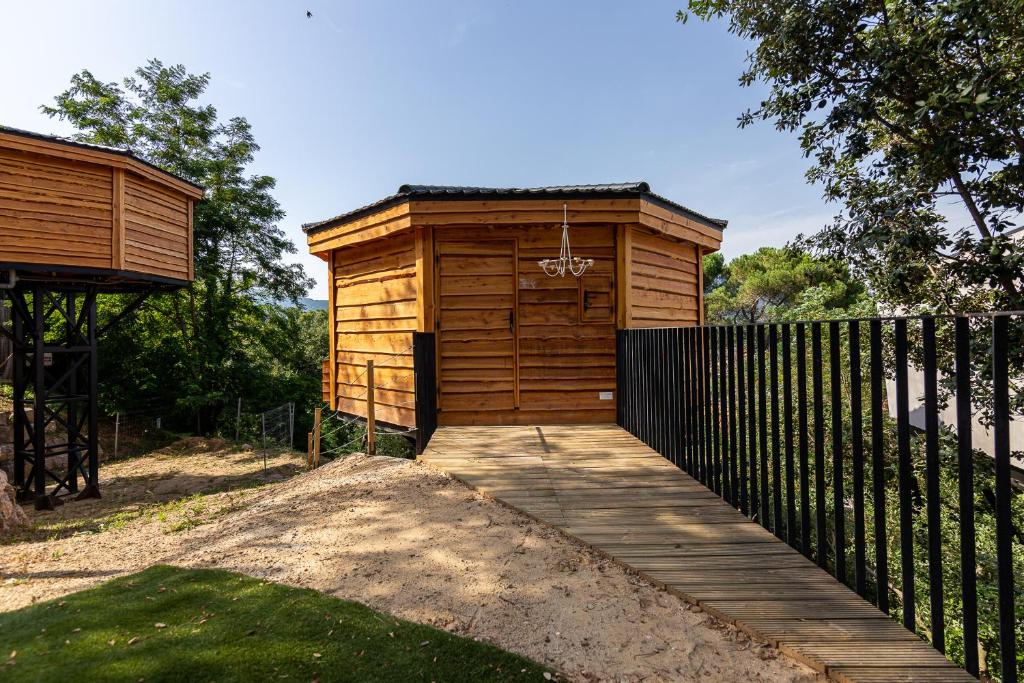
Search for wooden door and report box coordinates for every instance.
[437,240,517,423]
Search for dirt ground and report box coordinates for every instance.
[0,438,818,682]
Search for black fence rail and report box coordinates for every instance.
[617,314,1022,682]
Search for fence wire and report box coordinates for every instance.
[260,402,295,449]
[108,409,168,459]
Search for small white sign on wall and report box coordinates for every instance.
[598,391,613,401]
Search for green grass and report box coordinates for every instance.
[0,565,553,682]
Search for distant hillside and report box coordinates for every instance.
[297,298,328,311]
[265,297,327,310]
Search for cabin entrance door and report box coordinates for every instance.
[437,240,518,423]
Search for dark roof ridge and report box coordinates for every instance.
[396,181,652,194]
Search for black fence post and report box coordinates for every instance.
[811,321,827,569]
[746,324,758,519]
[922,317,945,652]
[991,315,1017,683]
[412,332,437,455]
[770,324,782,537]
[727,326,739,507]
[782,324,796,544]
[757,324,769,527]
[797,322,811,559]
[737,325,749,515]
[829,319,846,584]
[869,318,889,614]
[848,320,867,598]
[954,317,978,676]
[894,318,916,633]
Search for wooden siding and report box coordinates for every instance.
[321,358,331,403]
[435,225,617,426]
[0,142,195,283]
[0,145,113,269]
[123,171,191,280]
[332,233,417,428]
[639,198,722,251]
[629,228,701,328]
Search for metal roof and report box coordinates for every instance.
[0,124,205,193]
[302,182,727,234]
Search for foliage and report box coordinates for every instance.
[316,418,415,461]
[42,60,316,436]
[703,247,868,323]
[681,0,1024,314]
[0,565,549,682]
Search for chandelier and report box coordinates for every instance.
[538,203,594,278]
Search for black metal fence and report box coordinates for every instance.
[617,314,1022,682]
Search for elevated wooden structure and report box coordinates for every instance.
[305,183,725,431]
[422,425,975,683]
[0,126,201,509]
[0,125,201,287]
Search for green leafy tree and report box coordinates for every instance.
[704,247,867,323]
[681,0,1024,314]
[42,60,314,433]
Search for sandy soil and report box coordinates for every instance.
[1,439,818,682]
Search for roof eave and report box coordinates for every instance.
[303,190,726,237]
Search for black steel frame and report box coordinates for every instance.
[1,285,100,509]
[617,313,1020,682]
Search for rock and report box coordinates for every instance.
[0,469,28,534]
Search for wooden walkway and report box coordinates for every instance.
[420,424,973,682]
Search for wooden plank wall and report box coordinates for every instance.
[0,146,193,282]
[436,225,617,425]
[629,228,701,327]
[332,232,417,428]
[122,172,191,280]
[0,146,113,268]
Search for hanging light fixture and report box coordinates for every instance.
[538,203,594,278]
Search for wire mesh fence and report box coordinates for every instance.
[104,408,173,460]
[260,402,295,451]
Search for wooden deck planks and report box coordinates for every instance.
[420,424,974,683]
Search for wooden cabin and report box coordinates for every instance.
[0,125,203,287]
[305,182,725,432]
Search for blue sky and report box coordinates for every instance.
[0,0,832,298]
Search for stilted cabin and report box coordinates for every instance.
[304,183,725,444]
[0,125,202,508]
[0,125,202,285]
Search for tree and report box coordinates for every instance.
[681,0,1024,313]
[43,60,314,432]
[702,251,729,297]
[703,247,867,323]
